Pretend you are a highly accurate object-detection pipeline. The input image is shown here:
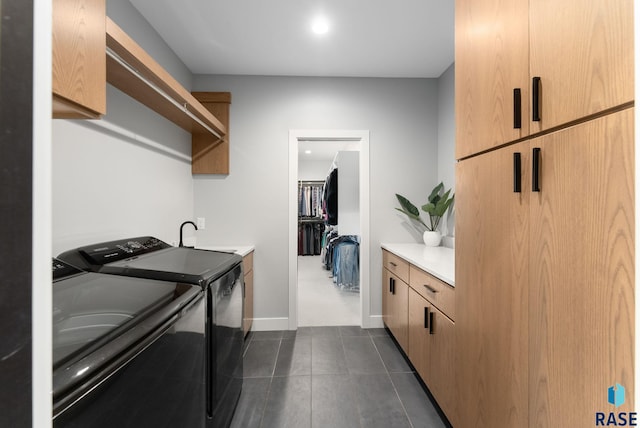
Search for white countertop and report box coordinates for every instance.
[381,243,455,286]
[197,245,255,257]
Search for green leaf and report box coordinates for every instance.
[395,194,427,227]
[428,182,444,203]
[421,202,436,216]
[433,189,452,216]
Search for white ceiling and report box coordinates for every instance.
[129,0,455,78]
[298,139,361,162]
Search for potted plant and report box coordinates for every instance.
[395,182,455,246]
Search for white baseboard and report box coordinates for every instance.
[250,317,291,331]
[250,315,384,331]
[365,315,384,329]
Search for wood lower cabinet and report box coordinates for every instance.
[242,251,254,336]
[383,248,455,423]
[408,288,455,421]
[382,267,409,352]
[52,0,106,118]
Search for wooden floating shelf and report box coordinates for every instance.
[105,17,226,140]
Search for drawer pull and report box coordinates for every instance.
[389,262,398,268]
[429,311,435,335]
[424,307,429,329]
[423,284,439,293]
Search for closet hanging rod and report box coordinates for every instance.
[106,47,224,141]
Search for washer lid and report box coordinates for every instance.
[52,259,199,370]
[100,247,242,285]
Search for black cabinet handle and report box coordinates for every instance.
[391,277,396,295]
[513,152,522,193]
[424,307,429,329]
[389,277,393,294]
[429,311,435,335]
[532,147,541,192]
[423,284,439,294]
[513,88,522,129]
[532,77,541,122]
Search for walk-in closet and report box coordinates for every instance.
[297,142,360,326]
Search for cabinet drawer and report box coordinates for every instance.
[243,251,253,274]
[382,250,409,283]
[410,265,455,320]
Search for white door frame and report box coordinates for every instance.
[288,129,371,329]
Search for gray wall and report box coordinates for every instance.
[51,0,195,254]
[192,74,440,322]
[437,63,456,238]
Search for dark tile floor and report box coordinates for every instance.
[230,326,449,428]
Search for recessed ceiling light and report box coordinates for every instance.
[305,150,312,154]
[311,17,329,35]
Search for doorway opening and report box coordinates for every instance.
[288,130,371,329]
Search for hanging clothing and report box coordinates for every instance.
[323,168,338,225]
[298,221,324,256]
[298,182,324,218]
[333,239,359,292]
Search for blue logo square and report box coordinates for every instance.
[608,383,625,408]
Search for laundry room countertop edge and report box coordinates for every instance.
[380,243,454,286]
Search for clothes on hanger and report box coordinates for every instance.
[321,233,359,292]
[298,221,324,256]
[323,167,338,225]
[298,182,324,218]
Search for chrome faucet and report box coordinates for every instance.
[179,221,198,247]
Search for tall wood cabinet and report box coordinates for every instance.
[455,0,529,158]
[528,109,634,426]
[455,0,634,159]
[455,0,634,426]
[456,141,530,428]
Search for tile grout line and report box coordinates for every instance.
[258,337,283,428]
[338,333,365,428]
[370,332,416,428]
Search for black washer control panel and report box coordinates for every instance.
[78,236,171,265]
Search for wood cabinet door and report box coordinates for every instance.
[529,108,634,427]
[429,306,455,422]
[392,276,409,352]
[52,0,106,118]
[529,0,633,133]
[455,141,530,428]
[382,268,392,331]
[408,288,430,383]
[243,269,253,336]
[383,269,409,352]
[455,0,529,159]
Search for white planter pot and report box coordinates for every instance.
[423,231,442,247]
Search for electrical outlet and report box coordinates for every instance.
[196,217,206,230]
